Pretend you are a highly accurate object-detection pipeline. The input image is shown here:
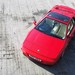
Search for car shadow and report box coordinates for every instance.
[31,35,75,75]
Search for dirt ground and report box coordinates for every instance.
[0,0,75,75]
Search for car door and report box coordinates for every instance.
[68,19,75,37]
[66,18,75,45]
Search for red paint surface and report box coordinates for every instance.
[21,5,75,65]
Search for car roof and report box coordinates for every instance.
[46,5,75,25]
[51,5,75,18]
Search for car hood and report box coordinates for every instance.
[24,29,66,59]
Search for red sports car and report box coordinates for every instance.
[21,5,75,65]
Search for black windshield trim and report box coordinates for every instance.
[35,28,64,40]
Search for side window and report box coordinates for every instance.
[73,17,75,25]
[67,20,74,35]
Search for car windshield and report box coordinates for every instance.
[35,18,67,39]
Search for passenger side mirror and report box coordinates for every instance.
[33,20,36,25]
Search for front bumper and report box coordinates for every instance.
[21,47,57,65]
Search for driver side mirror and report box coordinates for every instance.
[33,20,36,25]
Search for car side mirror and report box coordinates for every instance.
[33,20,36,25]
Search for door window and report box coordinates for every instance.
[67,19,74,35]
